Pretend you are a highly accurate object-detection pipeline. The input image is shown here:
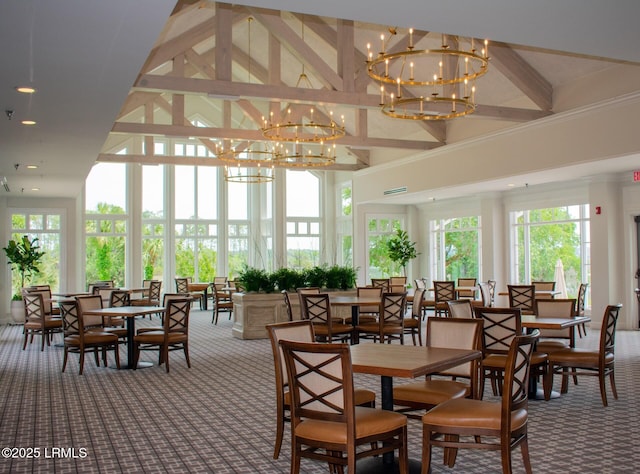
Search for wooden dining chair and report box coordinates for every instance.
[281,290,294,321]
[575,283,589,337]
[211,286,233,324]
[280,339,408,474]
[456,277,477,299]
[507,284,535,315]
[446,299,475,319]
[532,281,556,299]
[404,287,425,345]
[22,292,63,351]
[434,281,456,317]
[545,304,622,406]
[351,286,382,324]
[356,292,406,344]
[296,287,321,320]
[133,297,192,373]
[300,293,353,343]
[371,278,390,291]
[476,306,549,398]
[60,300,120,374]
[265,320,375,460]
[389,275,407,292]
[534,298,577,353]
[421,333,537,474]
[394,317,483,419]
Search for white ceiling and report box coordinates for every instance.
[1,0,639,199]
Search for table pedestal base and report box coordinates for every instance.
[112,361,153,370]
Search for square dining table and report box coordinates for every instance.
[350,343,482,469]
[81,305,165,370]
[521,314,591,399]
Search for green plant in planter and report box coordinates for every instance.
[3,235,46,300]
[304,266,327,289]
[386,227,419,277]
[325,265,357,290]
[237,265,276,293]
[272,267,305,292]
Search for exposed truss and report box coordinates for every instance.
[100,0,554,170]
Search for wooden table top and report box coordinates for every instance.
[188,283,211,291]
[350,344,481,379]
[82,306,164,318]
[330,295,381,306]
[521,315,590,329]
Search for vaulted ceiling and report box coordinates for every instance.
[2,0,640,198]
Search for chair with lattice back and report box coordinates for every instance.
[434,281,456,317]
[421,333,537,473]
[545,304,622,406]
[357,292,406,344]
[266,320,376,460]
[404,287,425,345]
[133,297,192,373]
[300,293,353,343]
[22,292,63,351]
[280,339,408,473]
[507,285,535,315]
[60,299,120,374]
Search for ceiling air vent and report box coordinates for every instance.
[383,186,407,196]
[1,176,9,192]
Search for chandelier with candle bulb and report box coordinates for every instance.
[366,28,489,120]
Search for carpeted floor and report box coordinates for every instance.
[1,309,639,473]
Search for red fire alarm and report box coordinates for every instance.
[595,206,602,215]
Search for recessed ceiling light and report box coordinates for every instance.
[26,165,38,169]
[21,120,36,125]
[16,86,36,94]
[507,183,516,187]
[31,187,40,191]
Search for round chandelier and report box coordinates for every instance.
[366,29,489,120]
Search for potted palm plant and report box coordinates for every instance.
[3,235,46,322]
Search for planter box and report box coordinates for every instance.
[231,290,356,340]
[10,300,25,324]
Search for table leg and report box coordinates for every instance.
[202,287,208,310]
[120,316,152,370]
[351,305,359,344]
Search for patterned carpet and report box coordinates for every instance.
[1,309,639,473]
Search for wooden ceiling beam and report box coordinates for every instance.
[97,153,364,171]
[111,122,440,151]
[488,41,553,111]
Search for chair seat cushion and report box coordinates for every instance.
[104,327,128,338]
[548,348,612,366]
[482,354,507,369]
[137,326,163,334]
[295,406,406,444]
[393,379,469,406]
[536,340,570,353]
[530,351,548,365]
[25,318,62,329]
[65,332,118,345]
[422,398,527,431]
[134,331,187,344]
[313,323,353,336]
[403,318,420,328]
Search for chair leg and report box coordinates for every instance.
[113,343,121,369]
[521,438,533,474]
[164,345,170,373]
[421,429,433,474]
[599,373,609,407]
[79,351,86,375]
[609,370,618,400]
[62,347,69,373]
[183,342,191,368]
